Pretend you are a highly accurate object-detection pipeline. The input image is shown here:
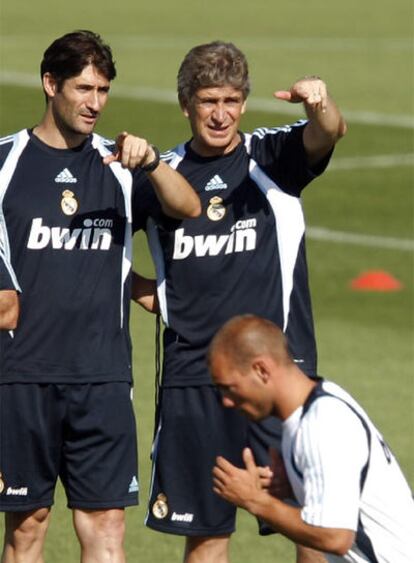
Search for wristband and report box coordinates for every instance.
[141,145,160,172]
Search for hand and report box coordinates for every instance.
[268,447,293,500]
[212,448,265,510]
[103,131,156,169]
[274,77,328,112]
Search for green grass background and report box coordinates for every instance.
[0,0,413,561]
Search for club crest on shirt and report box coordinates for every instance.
[207,196,226,221]
[152,493,169,519]
[0,472,5,494]
[61,190,79,216]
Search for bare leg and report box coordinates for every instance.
[1,508,51,563]
[73,508,126,563]
[184,535,231,563]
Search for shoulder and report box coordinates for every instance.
[161,143,187,169]
[302,383,369,452]
[91,133,116,156]
[0,130,30,168]
[248,120,307,146]
[0,251,19,291]
[306,382,360,423]
[245,120,308,171]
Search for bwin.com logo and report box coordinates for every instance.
[27,217,114,251]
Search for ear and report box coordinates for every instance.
[252,358,271,384]
[241,100,247,114]
[42,72,58,99]
[179,98,190,118]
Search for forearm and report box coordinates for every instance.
[304,94,346,142]
[131,271,159,314]
[275,77,346,166]
[103,134,201,219]
[146,161,201,219]
[0,290,19,330]
[245,492,354,555]
[303,95,347,166]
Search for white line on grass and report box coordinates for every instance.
[1,70,413,129]
[328,154,414,171]
[2,35,412,51]
[307,227,414,252]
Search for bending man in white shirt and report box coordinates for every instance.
[209,314,414,562]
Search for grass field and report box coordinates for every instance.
[0,0,413,561]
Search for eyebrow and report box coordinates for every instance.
[196,93,242,102]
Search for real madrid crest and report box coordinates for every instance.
[207,196,226,221]
[0,472,5,495]
[152,493,169,519]
[61,190,79,216]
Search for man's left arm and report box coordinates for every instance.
[213,447,354,557]
[131,271,159,314]
[103,132,201,219]
[0,290,19,330]
[0,257,19,330]
[275,77,347,167]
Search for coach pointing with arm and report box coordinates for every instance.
[0,30,199,563]
[135,41,346,563]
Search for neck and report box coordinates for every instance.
[33,113,88,149]
[190,133,241,157]
[273,365,317,420]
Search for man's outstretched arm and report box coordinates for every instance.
[275,77,347,167]
[104,132,201,219]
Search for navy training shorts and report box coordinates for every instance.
[145,384,283,536]
[0,382,139,512]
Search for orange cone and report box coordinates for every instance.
[350,270,403,292]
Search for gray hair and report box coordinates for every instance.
[177,41,250,106]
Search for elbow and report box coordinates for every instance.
[9,311,19,330]
[337,118,347,140]
[322,530,354,556]
[331,541,352,557]
[188,198,202,218]
[327,118,347,145]
[165,196,201,219]
[1,312,19,330]
[7,305,19,330]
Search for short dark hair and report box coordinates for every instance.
[40,30,116,91]
[177,41,250,106]
[208,314,292,373]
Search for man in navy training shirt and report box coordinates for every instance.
[132,41,346,563]
[0,30,200,563]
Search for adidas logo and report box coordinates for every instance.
[205,175,228,191]
[55,168,77,183]
[128,476,139,493]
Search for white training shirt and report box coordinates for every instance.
[282,380,414,562]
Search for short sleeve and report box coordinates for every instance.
[249,121,332,196]
[0,255,16,291]
[296,397,369,530]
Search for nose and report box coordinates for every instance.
[86,89,102,111]
[212,103,225,122]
